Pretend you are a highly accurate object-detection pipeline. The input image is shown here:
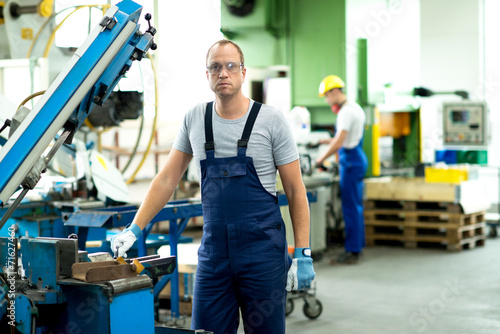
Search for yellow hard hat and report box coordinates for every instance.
[318,75,345,97]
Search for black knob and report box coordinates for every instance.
[144,13,156,36]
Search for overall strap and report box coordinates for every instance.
[238,102,262,156]
[204,102,215,159]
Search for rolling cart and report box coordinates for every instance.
[280,191,323,319]
[285,281,323,319]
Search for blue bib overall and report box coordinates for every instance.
[338,136,368,253]
[191,102,288,334]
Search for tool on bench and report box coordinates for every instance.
[72,252,175,282]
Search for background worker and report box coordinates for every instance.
[315,75,368,264]
[111,39,315,334]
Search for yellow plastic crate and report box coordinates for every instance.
[425,166,468,184]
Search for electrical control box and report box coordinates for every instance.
[443,101,488,147]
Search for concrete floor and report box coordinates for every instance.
[283,237,500,334]
[158,233,500,334]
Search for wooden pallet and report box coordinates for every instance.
[364,177,491,215]
[364,200,486,251]
[365,234,486,251]
[365,199,463,212]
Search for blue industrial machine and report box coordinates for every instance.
[0,234,196,333]
[0,0,157,218]
[0,1,213,333]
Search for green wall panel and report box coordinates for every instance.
[221,0,268,28]
[290,0,346,108]
[308,106,336,125]
[226,32,288,67]
[220,0,346,123]
[220,0,288,68]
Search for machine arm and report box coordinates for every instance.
[0,0,156,227]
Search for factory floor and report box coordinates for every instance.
[156,229,500,334]
[129,181,500,333]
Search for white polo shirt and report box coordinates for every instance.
[336,101,366,149]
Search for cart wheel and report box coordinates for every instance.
[285,298,294,316]
[303,299,322,319]
[311,251,323,262]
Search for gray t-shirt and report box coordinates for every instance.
[173,100,299,194]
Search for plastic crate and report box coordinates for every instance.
[457,150,488,165]
[425,166,468,184]
[435,150,458,164]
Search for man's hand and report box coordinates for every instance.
[286,247,316,291]
[111,223,142,258]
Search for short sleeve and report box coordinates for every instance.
[172,109,194,155]
[271,111,300,166]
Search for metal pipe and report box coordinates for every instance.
[106,275,152,294]
[9,4,38,18]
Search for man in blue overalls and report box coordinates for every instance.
[112,40,315,333]
[315,75,368,265]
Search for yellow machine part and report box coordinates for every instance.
[21,27,34,39]
[38,0,54,17]
[0,1,5,25]
[371,108,381,177]
[379,112,411,139]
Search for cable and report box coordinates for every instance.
[43,6,85,58]
[26,14,53,58]
[125,53,159,185]
[120,62,146,174]
[27,5,109,59]
[120,112,144,174]
[43,4,109,58]
[17,90,46,111]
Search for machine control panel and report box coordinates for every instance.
[443,101,488,146]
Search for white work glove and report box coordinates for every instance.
[286,247,316,291]
[110,223,142,258]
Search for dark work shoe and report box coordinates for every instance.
[330,252,362,265]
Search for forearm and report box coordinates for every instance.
[288,188,310,248]
[317,139,340,163]
[277,160,310,248]
[131,149,192,230]
[132,176,177,230]
[317,130,347,164]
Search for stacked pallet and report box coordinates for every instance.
[364,199,486,251]
[364,177,489,251]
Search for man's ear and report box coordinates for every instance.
[241,67,246,82]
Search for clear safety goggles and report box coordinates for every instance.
[207,61,243,74]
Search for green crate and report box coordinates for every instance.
[456,150,488,165]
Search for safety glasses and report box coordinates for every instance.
[207,61,243,74]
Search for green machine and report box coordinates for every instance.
[220,0,383,177]
[220,0,345,112]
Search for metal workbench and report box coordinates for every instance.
[65,198,202,319]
